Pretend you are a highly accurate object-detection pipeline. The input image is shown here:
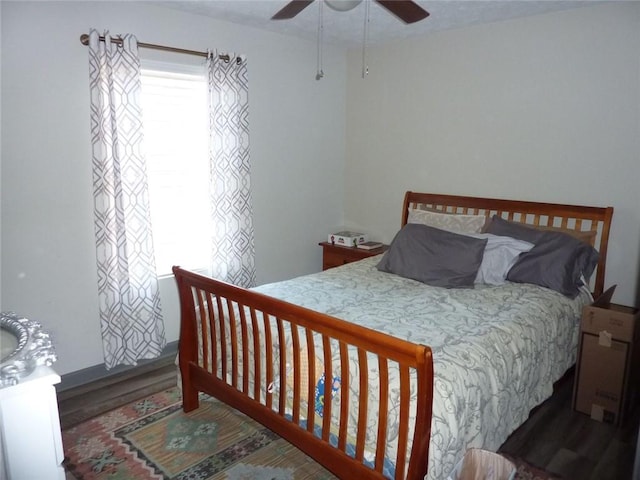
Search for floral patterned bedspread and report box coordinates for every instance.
[254,255,590,480]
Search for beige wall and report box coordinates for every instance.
[345,2,640,306]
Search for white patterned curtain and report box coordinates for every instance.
[88,29,166,369]
[207,52,256,288]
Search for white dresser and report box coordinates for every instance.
[0,365,65,480]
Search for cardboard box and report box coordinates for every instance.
[573,285,640,425]
[328,231,368,247]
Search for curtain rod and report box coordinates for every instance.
[79,33,231,62]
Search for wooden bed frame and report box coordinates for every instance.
[173,192,613,480]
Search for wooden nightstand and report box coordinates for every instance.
[319,241,388,271]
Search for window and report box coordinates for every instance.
[140,62,211,276]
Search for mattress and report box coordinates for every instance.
[252,255,590,479]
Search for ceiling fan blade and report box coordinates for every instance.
[272,0,316,20]
[375,0,429,24]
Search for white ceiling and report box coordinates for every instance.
[154,0,607,47]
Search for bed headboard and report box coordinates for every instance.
[401,191,614,298]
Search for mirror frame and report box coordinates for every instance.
[1,312,57,388]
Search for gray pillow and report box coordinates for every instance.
[486,215,599,297]
[376,223,487,288]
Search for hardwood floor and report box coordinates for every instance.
[57,355,177,430]
[498,372,638,480]
[57,360,638,479]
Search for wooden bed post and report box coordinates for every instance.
[592,206,614,298]
[172,265,200,412]
[406,346,434,479]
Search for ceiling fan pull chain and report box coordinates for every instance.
[316,0,324,80]
[361,0,370,78]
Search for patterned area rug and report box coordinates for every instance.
[63,387,559,480]
[63,388,335,480]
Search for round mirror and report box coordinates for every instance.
[0,327,19,361]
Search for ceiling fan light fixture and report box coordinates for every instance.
[324,0,363,12]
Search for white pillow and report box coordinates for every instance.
[407,208,486,234]
[466,233,535,285]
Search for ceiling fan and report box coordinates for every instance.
[272,0,430,24]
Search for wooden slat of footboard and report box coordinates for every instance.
[206,292,217,374]
[321,335,333,442]
[292,324,301,424]
[263,312,274,409]
[251,308,261,401]
[306,329,316,433]
[227,299,239,388]
[395,365,411,478]
[356,347,369,462]
[277,317,287,415]
[238,303,250,393]
[195,289,209,371]
[375,357,389,473]
[216,295,227,381]
[338,340,349,452]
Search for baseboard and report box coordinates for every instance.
[57,340,178,393]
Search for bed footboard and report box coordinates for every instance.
[173,266,434,480]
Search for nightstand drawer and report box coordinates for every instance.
[319,242,387,271]
[323,250,356,269]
